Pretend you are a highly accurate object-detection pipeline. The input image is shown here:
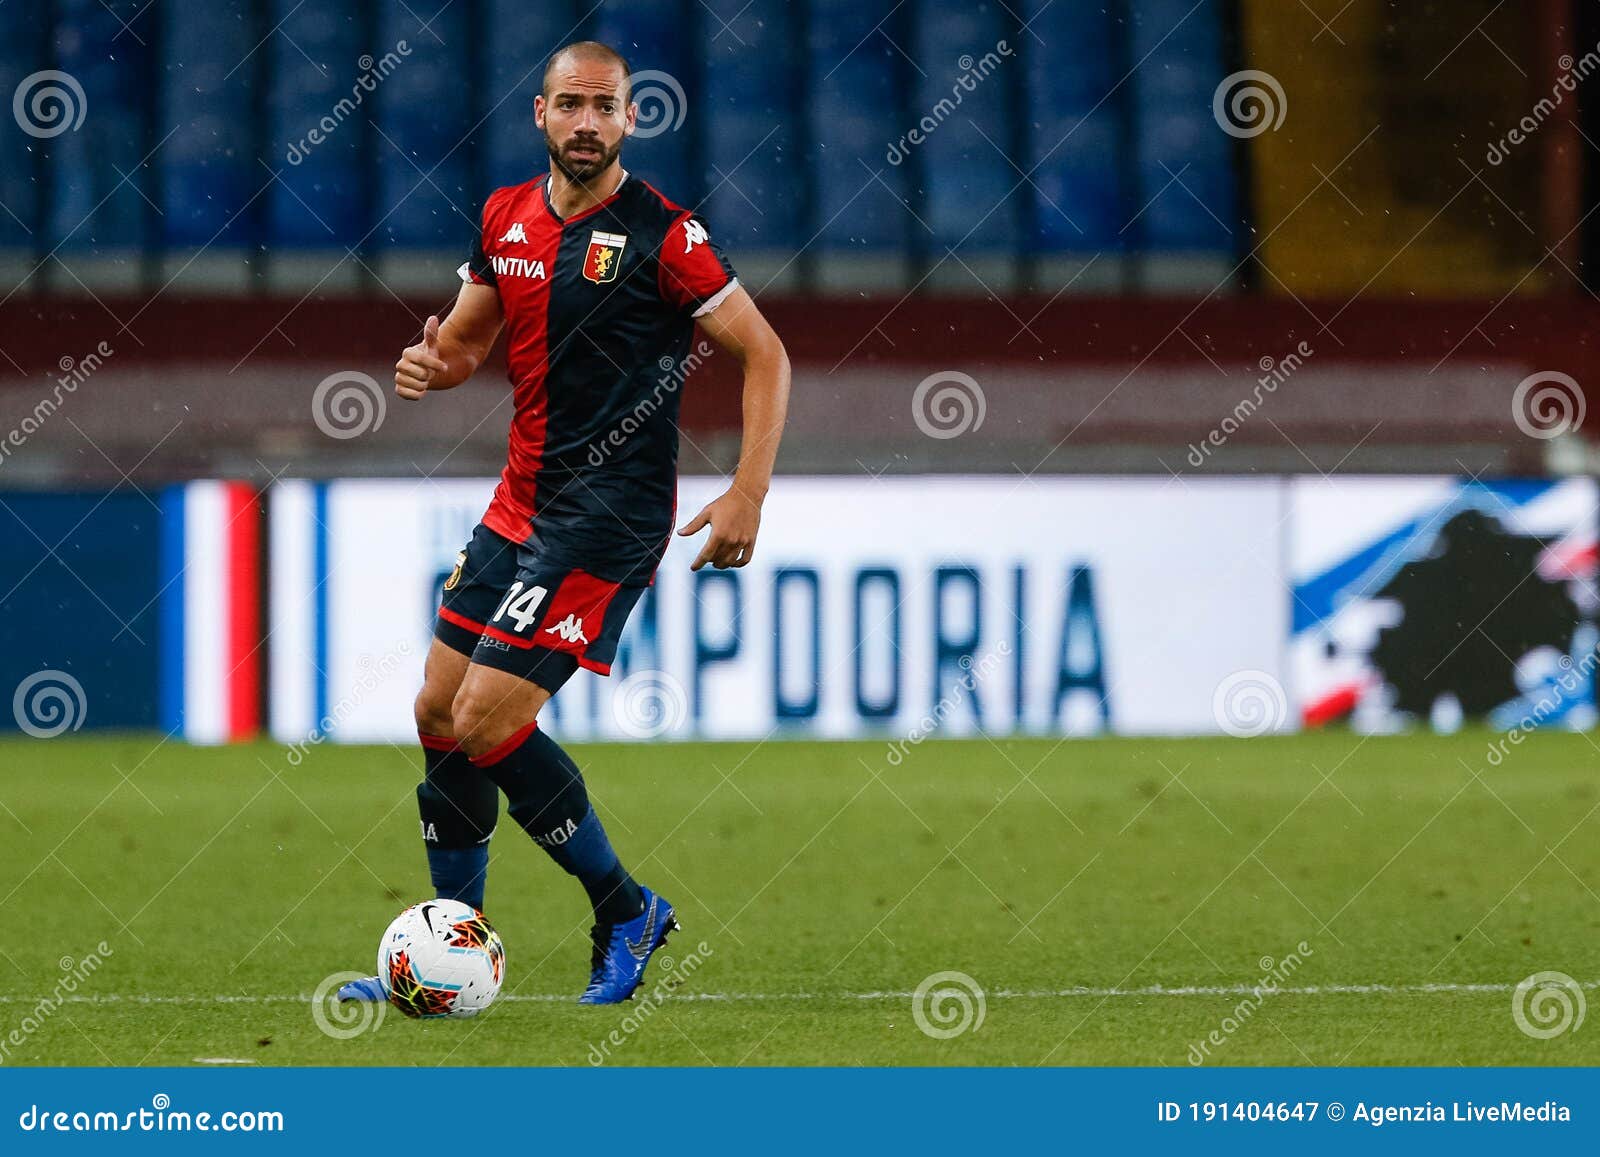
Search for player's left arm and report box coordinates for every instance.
[678,285,791,571]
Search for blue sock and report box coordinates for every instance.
[426,844,488,910]
[470,722,645,924]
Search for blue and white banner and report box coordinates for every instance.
[267,476,1289,742]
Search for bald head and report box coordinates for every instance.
[542,41,632,102]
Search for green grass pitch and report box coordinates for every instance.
[1,729,1597,1066]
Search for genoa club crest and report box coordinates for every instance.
[443,549,466,591]
[582,230,627,283]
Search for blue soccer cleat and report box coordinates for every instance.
[337,975,386,1002]
[578,887,678,1005]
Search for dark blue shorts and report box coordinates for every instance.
[434,523,649,692]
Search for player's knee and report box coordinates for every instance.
[414,687,455,739]
[450,688,529,759]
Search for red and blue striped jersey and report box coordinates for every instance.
[461,171,738,584]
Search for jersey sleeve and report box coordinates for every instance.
[657,212,738,317]
[458,201,499,288]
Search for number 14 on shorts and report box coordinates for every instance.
[492,581,548,633]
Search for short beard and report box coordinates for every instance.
[546,133,622,185]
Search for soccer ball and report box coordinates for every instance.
[377,899,505,1018]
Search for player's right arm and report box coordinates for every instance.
[393,281,504,400]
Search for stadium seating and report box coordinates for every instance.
[0,0,1243,293]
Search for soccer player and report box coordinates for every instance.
[340,41,789,1005]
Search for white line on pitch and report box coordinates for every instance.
[0,980,1594,1005]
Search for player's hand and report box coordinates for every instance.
[394,315,447,400]
[678,486,763,571]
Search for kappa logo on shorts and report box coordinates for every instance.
[443,549,467,591]
[544,613,589,644]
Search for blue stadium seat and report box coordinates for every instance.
[371,1,474,252]
[0,0,47,251]
[594,0,697,202]
[478,1,579,194]
[266,1,367,248]
[698,0,804,256]
[909,0,1020,258]
[1127,0,1238,257]
[159,2,256,249]
[44,0,153,258]
[1021,0,1127,254]
[806,0,912,267]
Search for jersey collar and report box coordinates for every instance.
[541,168,629,226]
